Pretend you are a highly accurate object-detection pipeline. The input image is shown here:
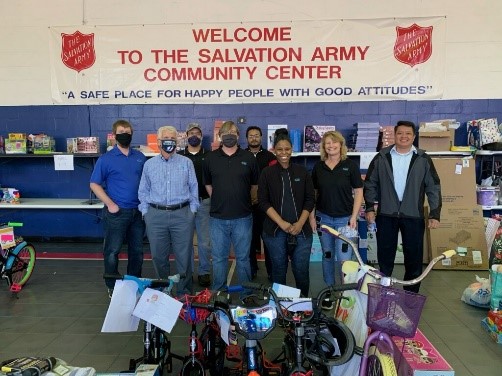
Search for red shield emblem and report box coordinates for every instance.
[394,24,433,67]
[61,31,96,73]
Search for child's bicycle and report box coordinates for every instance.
[103,273,183,376]
[0,222,36,294]
[245,282,358,376]
[191,287,283,376]
[177,289,226,376]
[319,223,456,376]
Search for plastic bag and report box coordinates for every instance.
[461,275,491,308]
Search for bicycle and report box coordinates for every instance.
[0,222,36,294]
[103,273,183,376]
[191,287,283,376]
[242,282,357,376]
[177,288,227,376]
[319,223,456,376]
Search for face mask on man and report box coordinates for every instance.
[221,134,238,148]
[187,135,201,147]
[115,133,132,147]
[160,140,176,154]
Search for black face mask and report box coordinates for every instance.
[115,133,132,147]
[221,134,238,148]
[187,135,201,147]
[160,140,177,154]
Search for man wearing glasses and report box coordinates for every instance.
[203,121,259,295]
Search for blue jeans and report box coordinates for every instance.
[210,215,252,292]
[262,230,312,297]
[317,211,350,286]
[193,198,212,275]
[102,208,145,289]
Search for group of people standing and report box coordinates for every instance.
[91,119,441,301]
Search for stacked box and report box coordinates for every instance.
[76,137,99,153]
[32,134,55,154]
[379,125,395,148]
[5,133,27,154]
[354,123,379,152]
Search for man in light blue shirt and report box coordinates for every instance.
[139,125,199,295]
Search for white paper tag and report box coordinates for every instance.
[471,250,482,264]
[455,163,462,174]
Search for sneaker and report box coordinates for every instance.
[107,288,114,299]
[321,298,333,310]
[198,274,211,287]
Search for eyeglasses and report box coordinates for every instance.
[247,135,261,139]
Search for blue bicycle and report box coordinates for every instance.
[0,222,36,293]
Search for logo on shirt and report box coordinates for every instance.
[241,161,248,166]
[294,178,301,182]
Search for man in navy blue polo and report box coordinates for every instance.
[90,119,147,298]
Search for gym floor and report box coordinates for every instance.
[0,243,500,376]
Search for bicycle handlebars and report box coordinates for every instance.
[319,223,457,288]
[103,273,184,295]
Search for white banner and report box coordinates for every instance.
[49,18,445,104]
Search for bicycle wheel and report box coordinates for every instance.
[200,325,226,376]
[365,347,397,376]
[150,327,171,376]
[180,358,205,376]
[10,244,36,286]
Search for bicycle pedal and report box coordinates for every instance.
[225,344,241,361]
[10,283,22,293]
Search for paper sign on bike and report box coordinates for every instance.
[133,287,183,333]
[102,280,140,332]
[0,226,15,249]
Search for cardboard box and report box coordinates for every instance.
[146,134,159,153]
[432,157,477,206]
[419,130,452,151]
[392,329,454,376]
[428,205,488,270]
[76,137,99,153]
[4,139,27,154]
[66,138,77,153]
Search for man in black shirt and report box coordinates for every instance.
[179,123,212,287]
[203,121,260,293]
[245,126,276,279]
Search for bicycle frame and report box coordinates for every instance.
[103,273,181,374]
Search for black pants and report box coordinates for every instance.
[375,216,425,293]
[250,204,271,276]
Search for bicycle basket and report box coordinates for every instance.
[366,284,426,338]
[178,289,212,324]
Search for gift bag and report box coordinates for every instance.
[491,265,502,311]
[479,118,501,146]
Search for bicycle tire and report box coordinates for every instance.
[180,358,205,376]
[200,325,226,376]
[10,244,36,286]
[149,327,170,376]
[365,351,398,376]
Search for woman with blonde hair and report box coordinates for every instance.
[310,131,363,308]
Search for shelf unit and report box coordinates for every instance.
[0,153,102,208]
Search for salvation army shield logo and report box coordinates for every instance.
[61,31,96,73]
[394,24,433,67]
